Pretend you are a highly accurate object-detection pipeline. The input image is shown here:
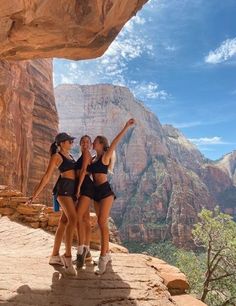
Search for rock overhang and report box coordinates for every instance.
[0,0,148,61]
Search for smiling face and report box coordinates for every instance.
[80,135,92,151]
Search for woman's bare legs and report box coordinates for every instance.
[94,201,100,218]
[51,211,67,256]
[76,196,91,249]
[57,196,77,257]
[97,196,113,256]
[84,208,91,247]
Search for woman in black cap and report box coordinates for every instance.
[27,132,77,275]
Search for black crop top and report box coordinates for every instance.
[58,152,76,173]
[89,156,108,174]
[75,154,91,171]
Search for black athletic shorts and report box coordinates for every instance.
[94,181,116,202]
[80,175,95,200]
[57,177,76,200]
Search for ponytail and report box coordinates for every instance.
[50,141,58,156]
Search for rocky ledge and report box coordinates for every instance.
[0,185,123,252]
[0,185,206,305]
[0,216,206,306]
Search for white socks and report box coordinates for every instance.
[77,245,84,255]
[84,245,90,251]
[77,244,90,255]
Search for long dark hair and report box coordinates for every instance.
[50,141,58,156]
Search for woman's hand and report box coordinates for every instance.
[125,118,136,129]
[26,196,35,206]
[76,187,81,200]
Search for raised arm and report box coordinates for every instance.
[102,118,136,165]
[27,154,61,204]
[76,150,90,198]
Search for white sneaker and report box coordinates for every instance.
[49,255,64,266]
[93,253,111,266]
[95,255,109,275]
[106,252,112,262]
[61,255,76,276]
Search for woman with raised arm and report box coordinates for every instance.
[74,135,95,268]
[27,132,77,275]
[91,118,136,274]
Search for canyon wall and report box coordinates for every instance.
[0,59,58,203]
[55,84,236,247]
[0,0,148,60]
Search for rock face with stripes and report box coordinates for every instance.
[0,59,58,203]
[55,84,236,247]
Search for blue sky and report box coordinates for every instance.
[53,0,236,160]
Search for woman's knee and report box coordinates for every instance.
[98,217,108,229]
[60,213,68,226]
[83,212,90,224]
[67,214,77,226]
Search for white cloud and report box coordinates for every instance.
[53,13,170,102]
[130,82,169,100]
[205,38,236,64]
[54,14,154,86]
[60,73,74,84]
[189,136,227,145]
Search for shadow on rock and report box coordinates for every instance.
[1,261,137,306]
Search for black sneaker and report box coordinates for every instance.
[75,247,87,269]
[85,250,92,262]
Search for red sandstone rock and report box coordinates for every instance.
[0,207,15,215]
[172,294,207,306]
[16,203,43,215]
[47,212,61,226]
[0,0,148,61]
[147,257,189,295]
[0,186,23,197]
[0,191,123,249]
[109,242,129,254]
[0,60,58,204]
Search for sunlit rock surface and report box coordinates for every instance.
[0,215,206,306]
[0,59,58,203]
[0,0,148,60]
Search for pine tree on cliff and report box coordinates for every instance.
[177,208,236,306]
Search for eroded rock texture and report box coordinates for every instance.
[0,59,58,203]
[0,215,207,306]
[54,84,236,248]
[0,0,148,60]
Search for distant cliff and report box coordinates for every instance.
[0,59,58,203]
[55,84,236,247]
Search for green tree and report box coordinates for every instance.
[191,208,236,305]
[176,249,205,297]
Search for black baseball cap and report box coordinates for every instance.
[55,132,76,144]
